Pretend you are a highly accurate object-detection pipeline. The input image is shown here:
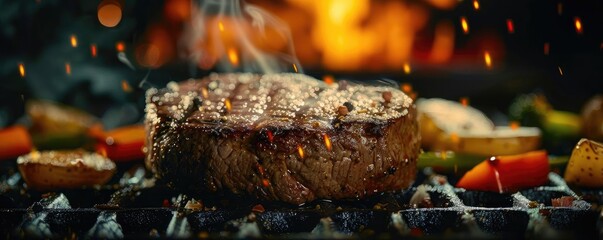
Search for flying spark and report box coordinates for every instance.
[558,66,563,76]
[473,0,480,10]
[484,51,492,68]
[116,41,125,52]
[70,35,78,47]
[297,145,304,159]
[323,134,332,151]
[574,17,583,34]
[90,44,97,57]
[218,21,225,32]
[460,97,469,107]
[461,17,469,34]
[506,19,514,34]
[544,42,550,55]
[293,64,298,73]
[403,63,411,74]
[18,63,25,77]
[227,48,239,67]
[65,63,71,75]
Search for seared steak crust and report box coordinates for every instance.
[145,73,420,205]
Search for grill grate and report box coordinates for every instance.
[1,163,602,239]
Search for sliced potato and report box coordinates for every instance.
[416,98,494,149]
[564,138,603,188]
[432,126,541,156]
[17,150,116,190]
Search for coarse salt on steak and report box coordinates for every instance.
[145,73,420,205]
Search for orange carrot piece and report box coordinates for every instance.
[0,126,33,160]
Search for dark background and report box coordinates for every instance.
[0,0,601,129]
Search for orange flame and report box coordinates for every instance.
[323,134,332,151]
[70,35,78,47]
[116,41,125,52]
[460,17,469,34]
[473,0,480,10]
[544,42,550,55]
[509,121,520,130]
[224,98,232,112]
[297,145,304,159]
[506,19,514,34]
[484,51,492,68]
[574,17,583,34]
[65,63,72,75]
[91,44,98,57]
[460,97,469,107]
[403,63,411,74]
[18,63,25,78]
[227,48,239,67]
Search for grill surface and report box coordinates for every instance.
[0,161,602,239]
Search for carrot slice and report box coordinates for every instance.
[0,126,33,160]
[456,150,550,193]
[95,125,145,161]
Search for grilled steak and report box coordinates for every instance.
[145,73,420,205]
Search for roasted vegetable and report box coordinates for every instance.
[509,93,581,153]
[0,126,33,160]
[416,98,494,149]
[432,126,541,156]
[95,125,145,161]
[456,150,550,193]
[27,100,98,150]
[17,150,116,190]
[564,139,603,188]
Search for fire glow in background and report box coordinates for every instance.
[0,0,601,129]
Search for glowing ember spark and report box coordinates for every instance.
[509,121,520,130]
[18,63,25,77]
[116,41,125,52]
[460,97,469,107]
[218,21,225,32]
[506,19,514,34]
[473,0,480,10]
[201,87,209,99]
[65,63,71,75]
[293,64,298,73]
[262,179,270,187]
[224,98,232,112]
[574,17,583,34]
[557,2,563,15]
[323,134,332,151]
[121,80,132,93]
[90,44,97,57]
[297,145,304,159]
[544,42,550,55]
[558,66,563,76]
[323,75,335,85]
[484,51,492,68]
[227,48,239,66]
[460,17,469,34]
[401,83,412,93]
[70,35,78,47]
[403,62,411,74]
[266,130,274,143]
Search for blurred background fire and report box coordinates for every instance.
[0,0,601,131]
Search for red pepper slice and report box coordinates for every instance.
[95,125,145,161]
[456,150,550,193]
